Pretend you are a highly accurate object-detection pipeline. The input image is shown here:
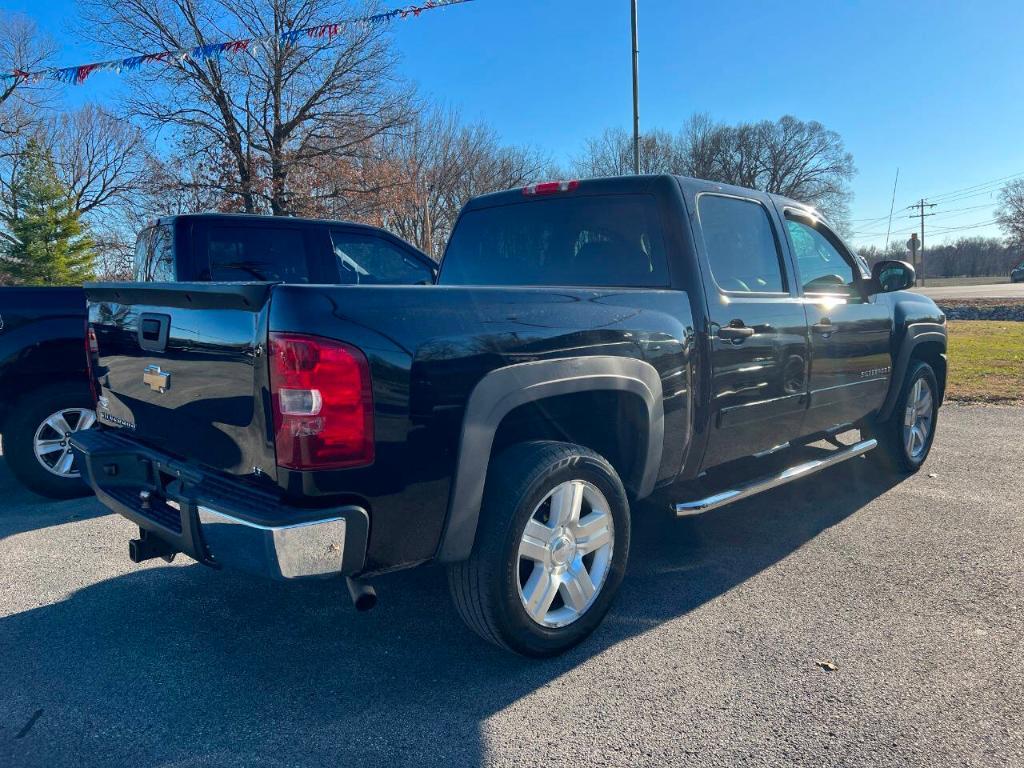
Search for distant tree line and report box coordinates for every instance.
[857,236,1021,279]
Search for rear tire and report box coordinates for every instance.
[866,361,939,474]
[448,441,630,657]
[2,382,96,499]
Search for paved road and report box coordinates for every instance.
[913,281,1024,300]
[1,405,1022,767]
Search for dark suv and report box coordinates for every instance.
[1,214,433,498]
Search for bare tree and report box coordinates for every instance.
[82,0,412,216]
[573,126,681,178]
[1,105,149,256]
[363,109,550,257]
[573,114,856,224]
[676,113,726,180]
[0,12,55,133]
[996,179,1024,248]
[49,105,149,216]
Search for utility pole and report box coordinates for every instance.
[630,0,640,175]
[908,199,937,286]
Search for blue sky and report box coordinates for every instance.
[10,0,1024,248]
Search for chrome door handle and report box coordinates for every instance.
[718,324,755,341]
[812,320,836,336]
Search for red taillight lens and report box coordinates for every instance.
[522,180,579,196]
[268,332,374,470]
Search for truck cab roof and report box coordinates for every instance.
[462,174,822,222]
[149,213,425,248]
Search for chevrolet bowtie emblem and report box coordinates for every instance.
[143,364,171,393]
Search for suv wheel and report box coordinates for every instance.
[448,441,630,657]
[867,360,939,474]
[3,382,96,499]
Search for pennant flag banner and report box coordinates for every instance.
[3,0,473,87]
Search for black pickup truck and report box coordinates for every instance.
[0,214,433,498]
[72,176,947,656]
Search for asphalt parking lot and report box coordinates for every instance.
[1,404,1021,767]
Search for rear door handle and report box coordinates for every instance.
[812,319,836,336]
[718,323,755,341]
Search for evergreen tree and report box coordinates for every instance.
[2,140,95,284]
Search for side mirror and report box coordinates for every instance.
[869,259,916,294]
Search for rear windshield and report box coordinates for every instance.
[440,194,670,287]
[133,224,175,282]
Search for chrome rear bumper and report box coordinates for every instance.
[71,428,369,580]
[193,504,352,579]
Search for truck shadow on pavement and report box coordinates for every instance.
[0,459,106,540]
[0,454,900,767]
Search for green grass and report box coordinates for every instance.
[946,320,1024,403]
[924,276,1010,287]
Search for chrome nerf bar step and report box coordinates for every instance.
[674,438,878,517]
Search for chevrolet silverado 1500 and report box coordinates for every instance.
[72,176,946,656]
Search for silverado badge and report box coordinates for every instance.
[143,364,171,393]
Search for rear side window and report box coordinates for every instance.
[331,231,433,285]
[697,195,786,293]
[440,194,669,287]
[204,226,311,282]
[133,224,175,282]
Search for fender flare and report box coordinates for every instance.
[878,322,947,420]
[436,356,664,563]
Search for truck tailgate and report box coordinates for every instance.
[86,282,277,479]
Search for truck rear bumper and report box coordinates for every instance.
[70,428,369,580]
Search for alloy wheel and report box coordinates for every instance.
[902,378,934,460]
[33,408,96,478]
[516,479,615,628]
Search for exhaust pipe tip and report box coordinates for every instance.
[346,577,377,612]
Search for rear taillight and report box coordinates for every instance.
[522,180,579,196]
[268,332,374,470]
[85,323,99,404]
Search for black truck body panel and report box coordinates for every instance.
[77,175,947,577]
[85,282,696,571]
[0,287,87,425]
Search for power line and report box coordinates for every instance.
[852,217,1000,238]
[850,169,1023,227]
[925,202,994,218]
[920,170,1024,203]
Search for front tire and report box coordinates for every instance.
[2,382,96,499]
[867,361,939,474]
[448,441,630,657]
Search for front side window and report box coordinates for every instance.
[785,217,858,296]
[205,226,310,282]
[331,231,433,285]
[133,224,175,282]
[697,195,786,293]
[440,194,670,287]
